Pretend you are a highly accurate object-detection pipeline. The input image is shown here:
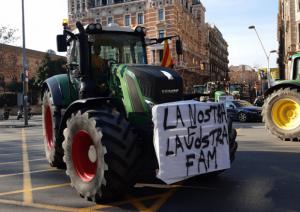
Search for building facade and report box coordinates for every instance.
[229,65,258,85]
[206,24,229,82]
[277,0,300,78]
[0,44,65,85]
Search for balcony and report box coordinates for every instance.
[92,0,142,8]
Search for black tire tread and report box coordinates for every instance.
[93,108,141,201]
[42,90,65,169]
[66,108,142,202]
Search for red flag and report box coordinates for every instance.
[161,40,174,68]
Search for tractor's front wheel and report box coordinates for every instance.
[42,90,65,168]
[263,88,300,141]
[62,109,141,202]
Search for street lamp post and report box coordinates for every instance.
[248,25,276,90]
[22,0,28,126]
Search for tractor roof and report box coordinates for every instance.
[72,23,137,34]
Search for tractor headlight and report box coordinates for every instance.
[86,23,102,34]
[135,26,146,35]
[95,23,102,30]
[88,24,95,30]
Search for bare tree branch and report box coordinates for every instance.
[0,26,19,44]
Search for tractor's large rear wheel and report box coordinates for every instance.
[42,90,65,168]
[263,88,300,141]
[62,108,141,202]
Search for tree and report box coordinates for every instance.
[33,53,67,88]
[6,77,22,93]
[0,26,18,44]
[0,26,19,93]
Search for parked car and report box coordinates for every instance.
[225,100,262,122]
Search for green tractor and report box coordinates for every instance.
[263,53,300,141]
[42,21,238,202]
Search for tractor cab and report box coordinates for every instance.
[57,22,183,101]
[57,23,148,96]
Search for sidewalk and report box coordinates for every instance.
[0,115,42,128]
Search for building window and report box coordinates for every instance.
[158,50,164,61]
[298,0,300,11]
[137,13,144,25]
[107,16,113,24]
[152,50,155,63]
[95,18,101,23]
[102,0,107,6]
[76,0,80,10]
[158,9,164,21]
[158,29,165,38]
[95,0,101,6]
[124,15,131,26]
[107,0,113,4]
[298,23,300,43]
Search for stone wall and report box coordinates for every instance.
[0,44,65,83]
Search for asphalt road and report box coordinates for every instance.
[0,116,300,212]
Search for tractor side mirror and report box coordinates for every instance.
[57,35,67,52]
[176,39,183,55]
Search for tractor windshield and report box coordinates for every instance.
[90,32,146,65]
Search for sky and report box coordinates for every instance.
[201,0,278,68]
[0,0,68,54]
[0,0,278,68]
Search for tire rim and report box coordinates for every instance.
[44,105,53,149]
[239,113,246,122]
[72,130,97,182]
[272,98,300,130]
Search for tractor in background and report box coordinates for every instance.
[41,21,238,203]
[262,53,300,141]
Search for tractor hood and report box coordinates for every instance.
[126,65,183,104]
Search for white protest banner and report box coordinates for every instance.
[152,100,230,184]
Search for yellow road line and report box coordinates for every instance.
[126,195,148,211]
[0,144,44,150]
[0,158,46,166]
[84,193,165,211]
[22,128,32,204]
[0,168,57,178]
[0,183,70,197]
[0,198,77,212]
[0,153,21,156]
[146,188,178,212]
[0,140,17,143]
[27,144,44,148]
